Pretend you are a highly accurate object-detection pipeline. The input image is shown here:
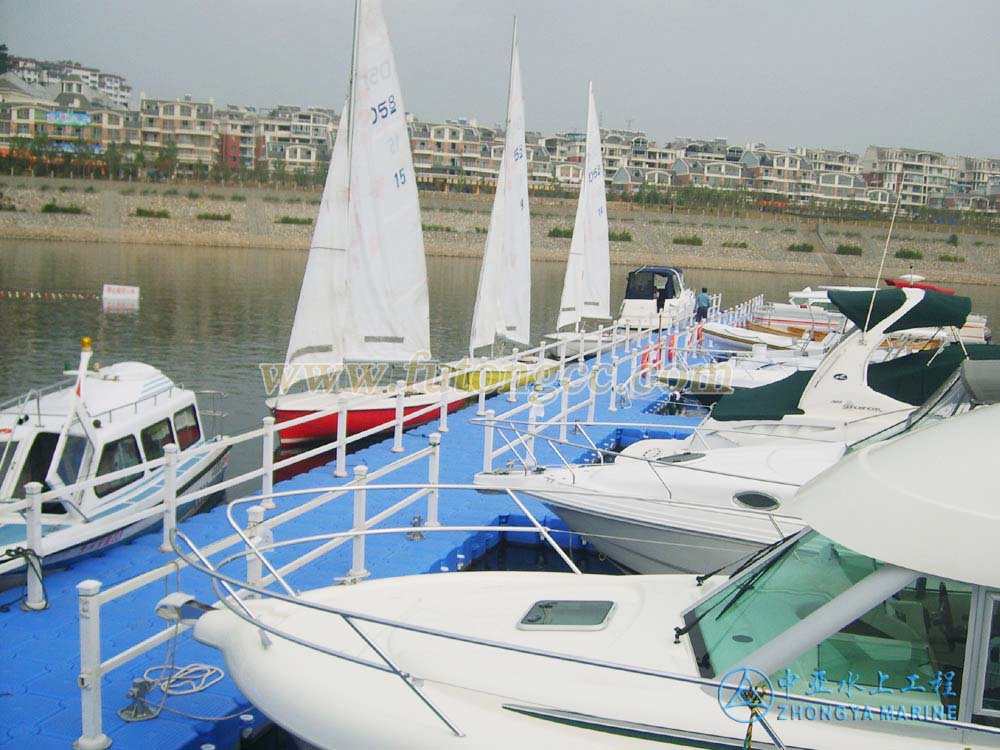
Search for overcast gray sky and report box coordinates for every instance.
[4,0,999,156]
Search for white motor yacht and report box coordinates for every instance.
[189,403,1000,749]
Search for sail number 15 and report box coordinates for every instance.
[371,95,398,125]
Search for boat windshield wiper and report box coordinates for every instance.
[712,539,798,622]
[674,535,797,645]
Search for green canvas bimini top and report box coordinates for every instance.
[828,288,971,333]
[711,343,1000,421]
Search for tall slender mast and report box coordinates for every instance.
[506,18,517,131]
[346,0,361,207]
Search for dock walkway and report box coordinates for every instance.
[0,322,739,749]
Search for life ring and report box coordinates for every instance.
[640,343,662,372]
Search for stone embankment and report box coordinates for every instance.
[2,176,998,284]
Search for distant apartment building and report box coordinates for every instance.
[139,96,216,175]
[862,146,956,207]
[259,106,336,174]
[2,56,1000,212]
[216,105,263,172]
[10,56,133,109]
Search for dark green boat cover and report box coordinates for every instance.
[711,344,1000,421]
[867,344,1000,405]
[828,288,971,333]
[711,370,812,421]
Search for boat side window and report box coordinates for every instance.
[95,436,144,498]
[13,432,73,496]
[974,595,1000,725]
[173,405,201,450]
[777,575,971,712]
[141,418,175,461]
[0,440,19,492]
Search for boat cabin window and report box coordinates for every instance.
[975,596,1000,721]
[141,419,175,461]
[11,432,87,497]
[779,575,970,712]
[624,270,678,301]
[0,440,19,492]
[684,532,972,714]
[173,405,201,450]
[95,435,144,498]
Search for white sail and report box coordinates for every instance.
[556,82,610,330]
[469,22,531,353]
[341,0,430,363]
[281,98,351,392]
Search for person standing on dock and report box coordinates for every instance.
[695,287,711,322]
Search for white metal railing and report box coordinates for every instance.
[71,468,585,750]
[0,322,642,598]
[63,295,769,744]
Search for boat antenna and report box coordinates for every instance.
[861,178,905,342]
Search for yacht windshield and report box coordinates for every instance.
[684,531,881,678]
[683,531,971,713]
[848,369,971,452]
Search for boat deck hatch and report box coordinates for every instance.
[517,600,615,631]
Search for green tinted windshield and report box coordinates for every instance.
[684,532,882,677]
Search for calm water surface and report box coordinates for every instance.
[1,238,995,479]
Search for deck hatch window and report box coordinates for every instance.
[518,600,615,631]
[141,418,175,461]
[95,435,144,497]
[173,405,201,450]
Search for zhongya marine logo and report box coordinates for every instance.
[717,666,773,724]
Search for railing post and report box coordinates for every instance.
[609,356,619,412]
[477,363,487,416]
[557,339,567,382]
[426,432,441,526]
[526,395,539,469]
[75,579,111,750]
[347,465,370,581]
[23,482,47,610]
[595,325,605,367]
[588,365,598,423]
[438,365,450,432]
[577,330,587,371]
[335,395,348,477]
[261,416,275,510]
[245,505,266,597]
[391,379,406,453]
[629,346,639,398]
[158,444,178,554]
[559,378,570,442]
[507,348,519,402]
[482,408,495,474]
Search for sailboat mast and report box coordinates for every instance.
[346,0,361,206]
[506,18,517,130]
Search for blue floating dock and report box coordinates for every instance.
[0,340,715,749]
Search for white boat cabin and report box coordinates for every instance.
[0,361,209,515]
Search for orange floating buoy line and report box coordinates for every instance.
[0,290,101,300]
